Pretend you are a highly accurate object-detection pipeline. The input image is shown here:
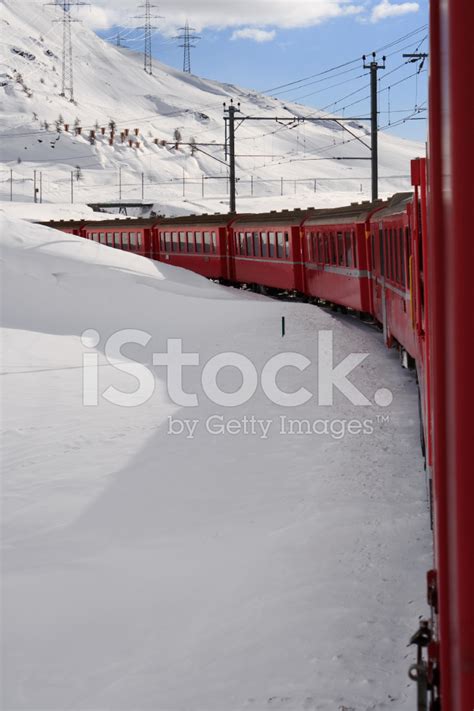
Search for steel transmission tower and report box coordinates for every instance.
[134,1,162,75]
[175,21,200,73]
[48,0,88,102]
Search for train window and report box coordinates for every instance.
[277,232,284,258]
[317,234,324,263]
[352,232,358,268]
[179,231,186,252]
[204,231,211,253]
[107,232,113,246]
[97,233,104,243]
[345,232,353,268]
[394,228,400,283]
[284,233,290,258]
[329,233,336,264]
[261,232,268,257]
[371,234,375,270]
[306,234,312,261]
[379,228,384,276]
[323,235,329,263]
[186,231,194,253]
[171,232,178,252]
[337,232,345,266]
[384,230,390,279]
[211,232,217,253]
[137,233,143,249]
[238,232,245,255]
[130,232,137,248]
[164,232,171,252]
[246,232,253,256]
[253,232,260,257]
[312,233,318,263]
[269,232,276,257]
[399,228,406,286]
[114,232,120,247]
[196,232,203,253]
[121,232,129,249]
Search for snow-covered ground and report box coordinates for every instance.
[0,0,423,218]
[1,214,432,709]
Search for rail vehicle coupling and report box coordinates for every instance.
[408,569,441,710]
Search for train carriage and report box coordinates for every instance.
[302,201,384,314]
[154,214,230,281]
[81,217,156,258]
[230,209,310,292]
[368,193,417,357]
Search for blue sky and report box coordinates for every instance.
[93,0,429,142]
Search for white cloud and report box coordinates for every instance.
[371,0,419,22]
[231,28,276,42]
[86,1,365,33]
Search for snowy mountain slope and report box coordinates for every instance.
[1,214,431,709]
[0,1,423,215]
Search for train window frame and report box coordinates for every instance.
[345,231,353,268]
[323,234,329,264]
[306,233,312,262]
[261,232,268,258]
[352,232,358,268]
[379,228,384,277]
[284,232,290,259]
[129,232,137,248]
[337,231,345,267]
[107,232,113,246]
[269,231,276,258]
[394,227,400,283]
[245,232,252,256]
[211,231,217,254]
[195,231,203,253]
[317,233,324,264]
[179,231,186,252]
[203,231,212,254]
[238,232,246,256]
[99,233,105,244]
[399,228,406,286]
[312,233,319,263]
[137,233,143,249]
[164,232,171,253]
[186,231,195,253]
[253,232,260,258]
[330,233,336,265]
[121,232,129,249]
[276,232,284,259]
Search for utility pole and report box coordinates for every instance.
[223,100,241,213]
[223,108,370,213]
[175,21,200,74]
[48,0,89,102]
[134,1,163,75]
[115,31,129,48]
[363,52,385,202]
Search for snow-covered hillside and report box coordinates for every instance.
[0,0,423,216]
[1,214,431,709]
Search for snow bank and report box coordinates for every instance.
[1,216,431,710]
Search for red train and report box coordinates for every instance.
[39,1,474,707]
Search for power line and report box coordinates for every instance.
[134,1,163,75]
[175,21,200,74]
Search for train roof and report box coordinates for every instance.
[370,192,413,220]
[303,198,387,226]
[158,212,232,227]
[231,207,319,226]
[39,217,161,230]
